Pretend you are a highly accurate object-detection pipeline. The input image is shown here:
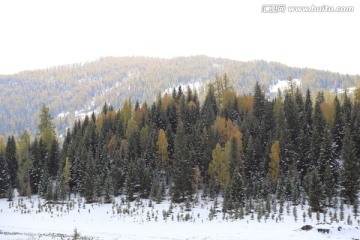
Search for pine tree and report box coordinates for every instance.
[318,128,337,181]
[253,82,266,120]
[84,151,95,203]
[103,174,113,203]
[307,169,325,211]
[343,91,352,127]
[283,92,301,171]
[291,172,300,205]
[312,93,326,169]
[0,153,10,198]
[244,135,256,180]
[332,95,344,160]
[60,157,71,200]
[298,89,313,178]
[229,170,245,207]
[172,121,194,202]
[228,137,242,180]
[17,130,32,196]
[201,84,218,128]
[341,127,359,205]
[48,138,60,178]
[125,160,135,201]
[323,164,336,206]
[5,136,17,187]
[29,139,47,194]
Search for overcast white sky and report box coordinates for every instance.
[0,0,359,75]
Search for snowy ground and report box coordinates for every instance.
[1,192,359,240]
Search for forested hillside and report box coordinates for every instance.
[0,56,359,138]
[1,77,359,215]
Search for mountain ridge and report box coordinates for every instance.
[0,55,358,138]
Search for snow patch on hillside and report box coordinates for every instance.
[332,86,356,94]
[57,111,69,118]
[163,79,208,96]
[269,79,301,94]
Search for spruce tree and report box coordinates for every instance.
[125,160,135,201]
[307,169,325,211]
[253,82,266,120]
[60,157,71,201]
[47,138,60,178]
[312,92,326,169]
[0,153,10,198]
[84,151,95,203]
[343,91,352,127]
[318,128,337,182]
[298,89,313,178]
[332,95,344,160]
[229,170,245,207]
[228,137,242,180]
[341,127,359,204]
[201,84,218,128]
[5,136,17,187]
[323,164,336,206]
[244,135,256,181]
[283,92,301,170]
[172,121,194,202]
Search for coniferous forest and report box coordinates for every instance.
[0,74,359,214]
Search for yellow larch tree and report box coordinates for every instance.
[156,129,169,169]
[268,140,280,182]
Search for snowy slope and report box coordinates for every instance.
[269,79,301,94]
[0,192,359,240]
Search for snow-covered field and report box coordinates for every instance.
[1,192,359,240]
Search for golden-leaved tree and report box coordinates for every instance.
[156,129,169,170]
[268,140,280,182]
[209,143,230,189]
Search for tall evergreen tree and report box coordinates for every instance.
[47,138,60,178]
[343,91,352,128]
[5,136,17,187]
[282,93,301,171]
[311,92,326,169]
[229,169,245,206]
[244,135,256,180]
[307,169,325,211]
[84,151,95,203]
[228,137,242,180]
[323,164,336,206]
[172,121,194,202]
[253,82,266,120]
[332,95,344,160]
[298,89,313,178]
[125,159,136,201]
[341,127,359,204]
[0,153,10,198]
[318,128,337,183]
[201,84,218,128]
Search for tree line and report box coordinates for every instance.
[0,74,359,213]
[1,56,359,139]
